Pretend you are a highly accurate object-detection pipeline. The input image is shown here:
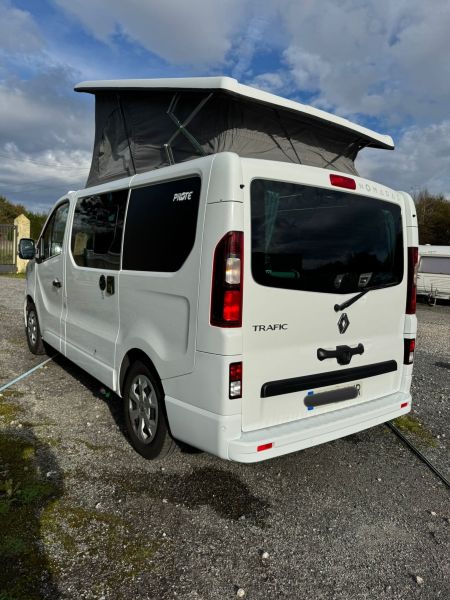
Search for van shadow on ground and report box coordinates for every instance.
[0,427,63,600]
[52,353,124,431]
[52,353,202,456]
[51,354,271,526]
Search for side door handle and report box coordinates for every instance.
[106,275,115,295]
[98,274,115,295]
[52,278,62,289]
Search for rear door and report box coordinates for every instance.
[241,161,406,432]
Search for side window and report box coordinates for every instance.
[39,202,69,261]
[71,189,128,270]
[420,256,450,275]
[123,176,201,272]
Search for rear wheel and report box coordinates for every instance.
[26,304,46,355]
[123,361,175,460]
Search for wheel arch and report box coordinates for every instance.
[26,294,35,307]
[24,294,35,324]
[118,348,163,398]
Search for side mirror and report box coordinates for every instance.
[18,238,36,260]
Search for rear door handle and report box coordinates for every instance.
[52,279,62,289]
[317,343,364,366]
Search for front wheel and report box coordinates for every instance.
[123,361,175,460]
[26,305,46,355]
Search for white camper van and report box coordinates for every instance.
[19,77,419,462]
[417,245,450,304]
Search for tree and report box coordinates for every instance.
[414,190,450,245]
[0,195,47,239]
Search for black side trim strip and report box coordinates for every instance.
[261,360,397,398]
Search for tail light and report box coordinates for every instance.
[229,361,242,398]
[330,174,356,190]
[404,338,416,365]
[211,231,243,327]
[406,247,419,314]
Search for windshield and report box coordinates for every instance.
[251,179,404,294]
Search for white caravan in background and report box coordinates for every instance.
[19,78,419,462]
[417,245,450,304]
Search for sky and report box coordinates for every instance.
[1,0,449,212]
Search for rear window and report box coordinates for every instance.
[419,256,450,275]
[251,179,404,294]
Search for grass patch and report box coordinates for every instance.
[393,414,438,447]
[0,272,26,279]
[0,396,22,425]
[41,501,160,584]
[0,433,62,600]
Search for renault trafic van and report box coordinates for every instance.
[19,78,419,462]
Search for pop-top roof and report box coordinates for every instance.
[75,76,395,187]
[75,76,394,150]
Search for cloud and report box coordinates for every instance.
[0,0,43,53]
[247,71,291,95]
[54,0,251,65]
[0,144,90,212]
[0,66,93,209]
[1,0,449,210]
[280,0,450,126]
[356,120,450,197]
[0,68,93,155]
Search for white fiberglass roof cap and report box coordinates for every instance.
[75,76,394,150]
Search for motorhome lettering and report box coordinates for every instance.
[19,76,418,462]
[173,191,193,202]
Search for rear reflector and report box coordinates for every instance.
[211,231,243,327]
[406,247,419,314]
[400,402,409,409]
[229,361,242,399]
[330,174,356,190]
[404,338,416,365]
[257,443,273,452]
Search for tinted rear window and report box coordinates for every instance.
[123,176,201,272]
[251,179,404,294]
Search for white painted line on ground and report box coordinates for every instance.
[0,357,54,393]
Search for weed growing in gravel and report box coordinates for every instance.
[393,414,438,447]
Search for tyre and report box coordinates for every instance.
[123,360,175,460]
[26,304,46,355]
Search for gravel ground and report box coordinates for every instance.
[0,277,449,600]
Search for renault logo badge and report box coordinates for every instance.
[338,313,350,334]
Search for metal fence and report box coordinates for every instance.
[0,224,17,273]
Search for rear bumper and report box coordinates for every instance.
[229,391,411,462]
[165,391,411,463]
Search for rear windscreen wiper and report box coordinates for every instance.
[334,283,394,312]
